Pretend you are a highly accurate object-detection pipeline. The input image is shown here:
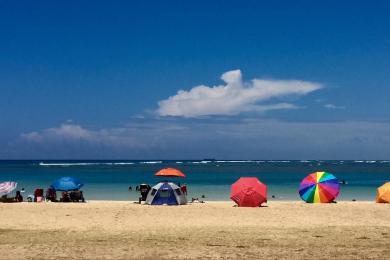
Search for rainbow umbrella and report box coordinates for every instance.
[298,171,340,203]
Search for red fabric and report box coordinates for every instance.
[230,177,267,207]
[154,168,186,177]
[34,188,44,197]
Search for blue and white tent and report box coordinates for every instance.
[146,182,187,205]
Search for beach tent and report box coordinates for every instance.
[154,168,186,178]
[230,177,267,207]
[298,171,340,203]
[376,182,390,203]
[145,182,187,205]
[51,177,84,191]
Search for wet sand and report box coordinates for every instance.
[0,201,389,259]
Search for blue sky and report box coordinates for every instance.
[1,1,390,159]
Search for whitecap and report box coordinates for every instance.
[140,161,163,164]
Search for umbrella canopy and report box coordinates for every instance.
[0,181,17,196]
[376,182,390,203]
[230,177,267,207]
[299,171,340,203]
[154,168,186,178]
[51,177,84,191]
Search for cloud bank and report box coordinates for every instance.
[157,70,321,117]
[7,119,390,160]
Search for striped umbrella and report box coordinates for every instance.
[0,181,18,196]
[298,172,340,203]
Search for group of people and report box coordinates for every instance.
[0,188,85,203]
[59,190,85,202]
[0,190,24,203]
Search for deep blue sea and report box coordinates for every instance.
[1,160,389,201]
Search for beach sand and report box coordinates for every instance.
[0,201,389,259]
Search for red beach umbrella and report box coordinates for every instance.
[154,168,186,178]
[230,177,267,207]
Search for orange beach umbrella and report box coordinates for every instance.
[154,168,186,178]
[376,182,390,203]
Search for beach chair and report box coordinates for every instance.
[34,188,44,202]
[45,188,57,202]
[138,184,151,203]
[60,192,71,202]
[27,195,34,202]
[69,190,85,202]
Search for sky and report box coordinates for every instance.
[1,0,390,159]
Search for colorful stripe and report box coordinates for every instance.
[298,172,340,203]
[0,181,17,195]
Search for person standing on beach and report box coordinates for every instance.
[180,183,187,196]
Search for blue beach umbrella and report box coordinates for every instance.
[51,177,84,191]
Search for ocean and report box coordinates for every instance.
[1,160,389,201]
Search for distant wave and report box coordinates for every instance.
[365,160,377,163]
[112,162,135,165]
[39,162,134,167]
[354,160,378,163]
[139,161,163,164]
[190,161,212,164]
[216,160,265,163]
[216,160,255,163]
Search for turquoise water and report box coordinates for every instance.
[0,160,389,201]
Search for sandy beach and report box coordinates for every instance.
[0,201,389,259]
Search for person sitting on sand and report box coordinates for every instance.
[69,190,85,202]
[60,192,70,202]
[0,195,7,202]
[14,190,23,202]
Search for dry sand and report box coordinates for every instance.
[0,201,389,259]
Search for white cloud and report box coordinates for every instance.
[324,104,345,109]
[156,70,321,117]
[20,123,138,147]
[21,124,92,142]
